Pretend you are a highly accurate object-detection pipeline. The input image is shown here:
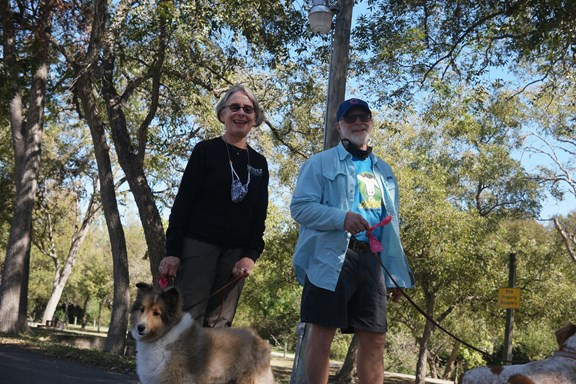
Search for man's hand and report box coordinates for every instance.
[344,211,370,235]
[388,288,403,302]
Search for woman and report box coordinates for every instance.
[159,84,269,328]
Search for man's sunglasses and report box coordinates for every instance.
[341,113,371,123]
[224,104,255,114]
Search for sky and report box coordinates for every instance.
[515,140,575,220]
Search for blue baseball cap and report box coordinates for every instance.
[336,98,371,121]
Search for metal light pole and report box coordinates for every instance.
[289,1,354,383]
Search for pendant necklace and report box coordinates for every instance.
[223,137,250,203]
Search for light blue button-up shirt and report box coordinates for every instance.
[290,143,415,291]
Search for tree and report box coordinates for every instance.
[15,0,312,352]
[74,254,113,331]
[34,176,102,325]
[422,81,542,218]
[0,0,54,333]
[65,0,311,352]
[391,138,489,383]
[0,124,14,232]
[24,117,104,324]
[74,69,131,353]
[351,0,576,245]
[353,0,576,104]
[372,80,543,382]
[522,80,576,261]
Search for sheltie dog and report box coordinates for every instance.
[460,322,576,384]
[130,282,275,384]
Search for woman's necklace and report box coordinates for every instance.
[222,136,246,155]
[223,137,251,203]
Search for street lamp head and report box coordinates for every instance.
[308,0,332,34]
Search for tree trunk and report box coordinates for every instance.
[415,290,436,384]
[553,217,576,264]
[100,13,168,282]
[75,70,130,354]
[103,94,166,283]
[427,352,439,379]
[0,0,52,334]
[332,335,358,383]
[97,300,103,333]
[67,0,132,354]
[443,340,461,380]
[18,245,32,330]
[81,295,90,329]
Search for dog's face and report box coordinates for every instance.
[130,282,183,342]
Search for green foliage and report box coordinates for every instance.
[514,323,557,361]
[330,333,353,361]
[235,204,302,348]
[369,102,570,379]
[25,215,159,327]
[28,247,56,320]
[353,0,576,104]
[420,82,541,218]
[385,326,419,374]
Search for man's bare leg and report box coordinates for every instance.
[356,330,386,384]
[305,324,337,384]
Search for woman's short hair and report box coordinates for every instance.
[215,84,265,127]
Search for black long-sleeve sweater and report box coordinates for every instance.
[165,137,269,260]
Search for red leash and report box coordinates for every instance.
[366,215,392,252]
[157,273,247,310]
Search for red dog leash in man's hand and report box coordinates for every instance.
[366,215,392,253]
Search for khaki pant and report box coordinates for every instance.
[175,238,245,328]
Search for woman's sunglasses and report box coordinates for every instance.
[224,104,255,114]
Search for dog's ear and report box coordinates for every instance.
[164,286,180,302]
[136,282,153,292]
[162,287,183,320]
[555,323,576,346]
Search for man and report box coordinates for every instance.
[291,98,415,383]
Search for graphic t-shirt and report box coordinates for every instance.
[352,156,385,242]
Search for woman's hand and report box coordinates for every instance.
[232,257,255,278]
[159,256,180,278]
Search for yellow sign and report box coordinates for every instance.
[498,288,521,309]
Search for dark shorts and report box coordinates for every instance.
[300,248,388,333]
